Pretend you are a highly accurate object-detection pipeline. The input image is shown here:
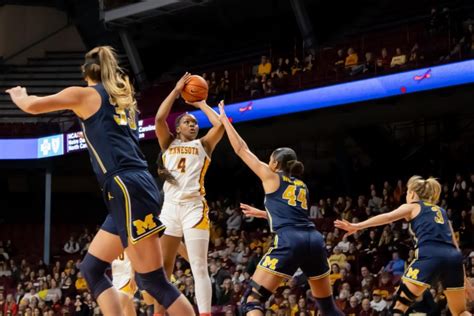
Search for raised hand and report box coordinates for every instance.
[6,86,28,106]
[218,100,227,122]
[240,203,267,219]
[334,219,359,238]
[174,72,192,93]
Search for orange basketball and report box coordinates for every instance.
[181,75,208,102]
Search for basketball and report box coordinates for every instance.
[181,75,208,102]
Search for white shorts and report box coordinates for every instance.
[160,199,210,237]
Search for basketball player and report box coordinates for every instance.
[112,253,137,316]
[6,46,194,316]
[217,103,344,316]
[154,73,224,316]
[335,176,472,316]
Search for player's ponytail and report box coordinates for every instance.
[156,152,177,186]
[271,147,305,178]
[287,160,304,178]
[82,46,137,113]
[407,175,441,204]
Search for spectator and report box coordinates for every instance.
[345,48,359,68]
[263,79,276,95]
[350,52,374,76]
[291,57,302,75]
[345,296,361,315]
[370,289,387,312]
[329,264,342,286]
[334,49,345,73]
[4,293,18,315]
[63,237,79,254]
[382,251,405,277]
[390,48,407,68]
[303,53,314,72]
[336,236,351,253]
[219,70,231,101]
[257,56,272,77]
[249,76,262,98]
[376,48,390,71]
[368,190,382,213]
[209,72,219,102]
[329,246,347,269]
[226,208,242,232]
[408,43,422,65]
[74,272,88,293]
[359,298,375,316]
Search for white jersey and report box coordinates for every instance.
[111,253,132,290]
[163,139,210,202]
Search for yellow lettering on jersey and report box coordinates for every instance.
[133,214,157,236]
[293,179,304,187]
[261,256,279,270]
[282,176,291,183]
[127,109,137,130]
[431,206,444,224]
[168,147,199,155]
[405,267,420,280]
[282,185,297,206]
[114,108,128,126]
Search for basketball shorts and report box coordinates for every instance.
[402,243,464,290]
[160,199,210,238]
[258,227,330,280]
[100,169,165,247]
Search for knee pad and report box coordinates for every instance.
[390,282,418,315]
[239,280,273,315]
[136,267,181,309]
[315,296,345,316]
[79,253,112,299]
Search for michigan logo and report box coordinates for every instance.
[405,267,420,280]
[261,256,279,270]
[133,214,157,236]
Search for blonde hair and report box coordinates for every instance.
[406,175,441,204]
[82,46,137,112]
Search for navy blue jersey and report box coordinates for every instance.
[409,201,454,248]
[264,173,315,232]
[80,84,147,184]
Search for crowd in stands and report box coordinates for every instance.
[0,172,473,315]
[196,8,474,105]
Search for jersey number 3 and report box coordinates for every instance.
[282,185,308,210]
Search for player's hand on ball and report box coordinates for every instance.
[334,219,359,238]
[174,72,192,93]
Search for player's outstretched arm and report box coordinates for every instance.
[241,203,268,219]
[186,99,224,156]
[6,86,91,115]
[217,102,275,184]
[155,72,191,150]
[335,203,414,237]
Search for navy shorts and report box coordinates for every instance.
[100,169,165,248]
[258,227,330,280]
[402,243,464,290]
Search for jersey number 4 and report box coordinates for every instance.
[177,158,186,173]
[282,185,308,210]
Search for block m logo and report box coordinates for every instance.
[261,256,279,270]
[405,267,420,280]
[133,214,157,236]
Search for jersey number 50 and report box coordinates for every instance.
[282,185,308,210]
